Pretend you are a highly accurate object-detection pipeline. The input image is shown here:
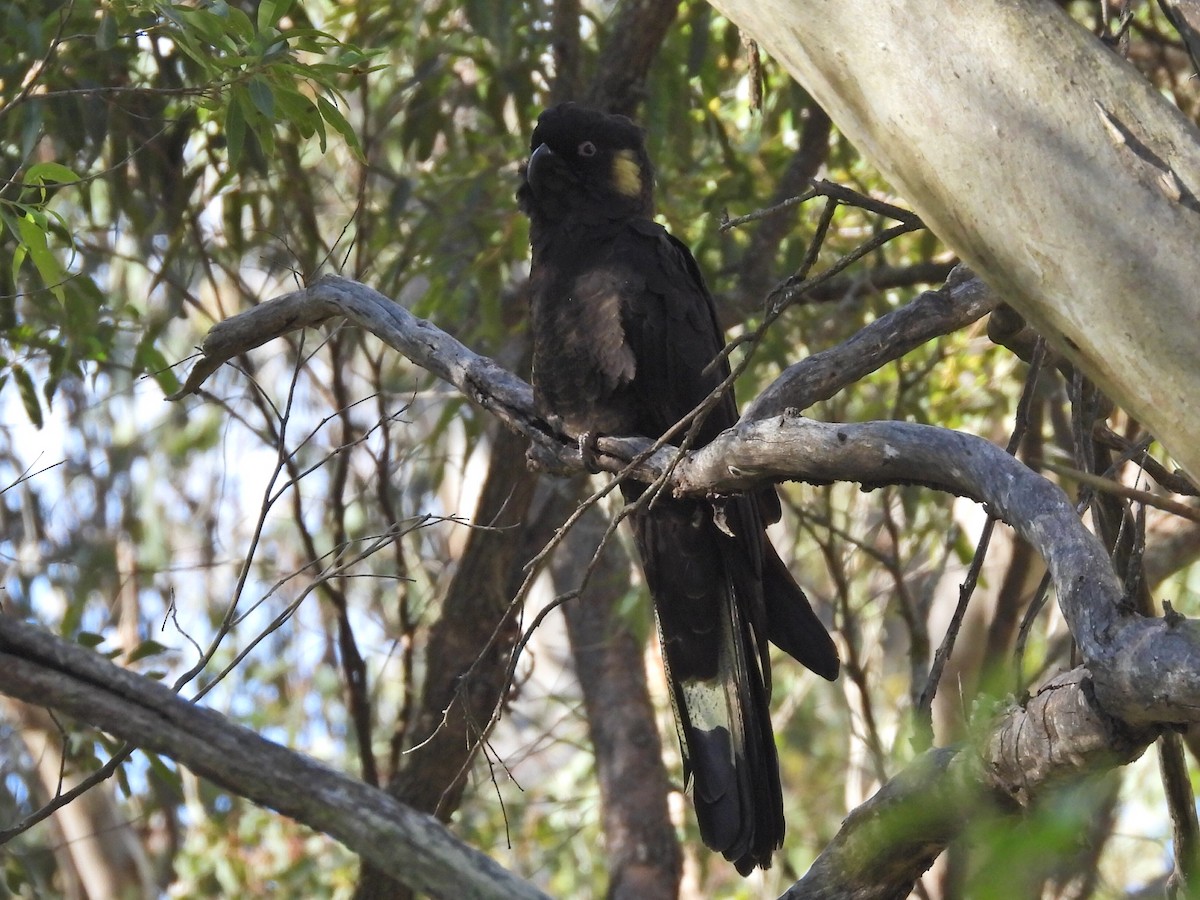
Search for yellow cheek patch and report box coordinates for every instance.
[612,150,644,198]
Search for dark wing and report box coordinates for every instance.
[612,218,836,872]
[620,219,737,442]
[618,218,839,680]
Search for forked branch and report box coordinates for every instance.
[156,271,1199,897]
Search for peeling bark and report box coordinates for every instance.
[707,0,1200,481]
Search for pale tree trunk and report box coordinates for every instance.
[6,700,156,899]
[709,0,1200,480]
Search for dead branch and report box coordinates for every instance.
[0,615,548,900]
[158,270,1200,897]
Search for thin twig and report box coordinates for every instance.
[1159,729,1200,893]
[915,339,1047,744]
[1040,462,1200,523]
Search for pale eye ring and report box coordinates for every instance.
[577,140,597,157]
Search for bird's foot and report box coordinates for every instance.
[524,421,604,476]
[578,431,602,474]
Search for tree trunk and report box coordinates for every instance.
[554,497,682,900]
[710,0,1200,480]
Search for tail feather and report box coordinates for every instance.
[631,496,789,873]
[669,596,784,873]
[763,543,840,681]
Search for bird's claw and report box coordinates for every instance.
[578,431,602,474]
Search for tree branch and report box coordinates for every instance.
[744,264,999,419]
[171,278,538,445]
[706,0,1200,480]
[583,0,682,116]
[780,669,1153,900]
[356,425,545,900]
[171,269,997,472]
[673,414,1200,726]
[171,274,1200,726]
[0,615,548,900]
[167,272,1200,897]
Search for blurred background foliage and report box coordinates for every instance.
[2,0,1198,897]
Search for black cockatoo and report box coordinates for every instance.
[517,103,839,874]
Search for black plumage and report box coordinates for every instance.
[517,103,839,874]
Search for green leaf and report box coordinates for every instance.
[0,206,20,241]
[17,98,43,159]
[273,86,318,138]
[135,336,180,396]
[173,5,239,56]
[144,750,183,794]
[25,161,80,185]
[259,27,289,60]
[256,0,277,32]
[310,98,328,151]
[76,632,106,648]
[247,76,275,120]
[115,761,131,796]
[63,282,98,338]
[97,11,117,50]
[316,95,362,158]
[257,0,297,46]
[16,213,67,299]
[6,858,28,894]
[4,207,27,286]
[236,87,273,156]
[12,364,43,428]
[45,343,72,404]
[294,34,330,54]
[156,3,187,32]
[224,3,255,42]
[225,94,246,168]
[125,639,170,663]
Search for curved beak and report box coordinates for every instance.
[525,142,555,187]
